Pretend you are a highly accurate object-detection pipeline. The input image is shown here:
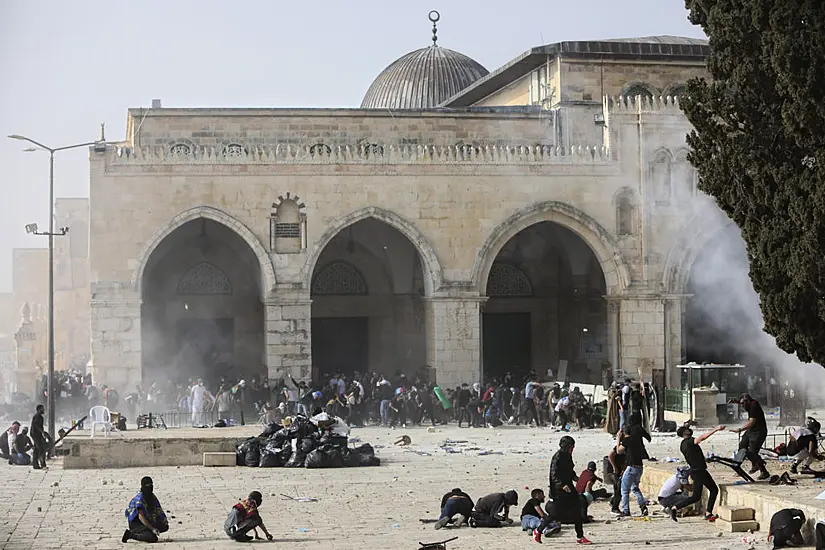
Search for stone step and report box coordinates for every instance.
[203,452,237,467]
[717,506,755,522]
[716,519,759,533]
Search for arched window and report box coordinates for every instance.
[270,194,307,253]
[623,83,656,103]
[672,149,696,200]
[651,149,673,204]
[177,262,232,295]
[614,187,639,236]
[312,261,368,295]
[486,263,533,297]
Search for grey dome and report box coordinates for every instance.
[361,45,489,110]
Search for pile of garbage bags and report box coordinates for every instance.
[235,415,380,469]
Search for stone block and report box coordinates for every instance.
[716,519,759,533]
[718,506,754,523]
[203,452,237,467]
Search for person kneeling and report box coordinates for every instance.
[576,461,611,505]
[434,488,473,529]
[657,466,692,514]
[470,490,518,528]
[122,477,169,543]
[520,488,561,543]
[224,491,274,542]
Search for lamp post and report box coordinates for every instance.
[8,131,106,440]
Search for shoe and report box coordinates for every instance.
[790,463,798,474]
[544,524,562,536]
[611,507,620,515]
[434,517,450,530]
[469,518,477,528]
[760,472,773,481]
[122,529,131,543]
[533,529,542,543]
[454,514,467,527]
[670,507,678,522]
[640,505,649,517]
[577,537,592,545]
[620,511,631,517]
[705,513,717,522]
[234,534,253,542]
[748,464,760,474]
[800,466,815,475]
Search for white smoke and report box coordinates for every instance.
[685,199,825,407]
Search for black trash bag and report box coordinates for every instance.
[236,438,259,467]
[341,447,359,467]
[243,439,262,468]
[267,428,291,447]
[285,448,307,468]
[320,434,348,448]
[304,448,329,468]
[352,443,375,459]
[259,442,290,468]
[287,417,315,440]
[259,423,282,438]
[300,434,321,454]
[358,454,380,467]
[324,445,345,468]
[769,508,805,548]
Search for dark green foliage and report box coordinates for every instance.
[682,0,825,365]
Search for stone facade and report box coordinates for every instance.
[86,36,737,393]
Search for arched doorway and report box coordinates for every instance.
[310,218,426,381]
[482,222,607,384]
[141,218,265,387]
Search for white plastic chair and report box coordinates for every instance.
[89,405,117,438]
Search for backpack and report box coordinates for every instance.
[769,508,805,548]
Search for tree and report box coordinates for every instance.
[681,0,825,365]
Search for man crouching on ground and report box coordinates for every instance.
[122,476,169,543]
[224,491,274,542]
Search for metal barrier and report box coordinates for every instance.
[137,408,246,429]
[664,389,690,414]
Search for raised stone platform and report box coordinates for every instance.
[63,426,260,469]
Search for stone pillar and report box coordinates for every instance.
[618,297,665,381]
[90,283,141,392]
[14,303,41,400]
[663,297,685,389]
[265,289,311,383]
[606,300,621,380]
[424,293,485,390]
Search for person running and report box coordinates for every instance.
[618,413,650,517]
[122,477,169,543]
[729,393,770,480]
[549,436,591,545]
[30,404,47,470]
[224,491,274,542]
[669,424,725,522]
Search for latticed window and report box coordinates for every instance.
[177,262,232,295]
[270,196,306,253]
[273,222,300,238]
[312,261,368,295]
[169,143,191,156]
[486,263,533,297]
[223,143,246,157]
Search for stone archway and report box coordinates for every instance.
[473,201,629,296]
[308,214,432,380]
[139,215,268,389]
[303,206,442,297]
[132,206,276,300]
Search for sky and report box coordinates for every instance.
[0,0,705,292]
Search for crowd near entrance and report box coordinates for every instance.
[310,218,427,380]
[482,222,608,384]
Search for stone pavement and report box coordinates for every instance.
[0,423,813,550]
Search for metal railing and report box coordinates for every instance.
[664,389,690,414]
[137,408,246,429]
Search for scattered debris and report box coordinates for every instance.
[280,494,319,503]
[395,435,412,446]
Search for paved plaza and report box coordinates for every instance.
[1,423,820,549]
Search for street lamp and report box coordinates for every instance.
[9,128,106,440]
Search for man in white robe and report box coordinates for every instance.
[190,380,210,426]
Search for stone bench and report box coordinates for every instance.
[203,452,237,467]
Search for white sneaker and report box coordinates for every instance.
[454,514,467,527]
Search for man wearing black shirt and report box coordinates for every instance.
[434,488,473,530]
[456,384,471,428]
[607,443,627,514]
[730,393,770,480]
[469,490,518,528]
[30,404,47,470]
[618,413,651,517]
[670,425,725,522]
[549,436,591,544]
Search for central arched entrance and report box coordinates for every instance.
[310,218,427,381]
[482,222,608,384]
[141,218,265,388]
